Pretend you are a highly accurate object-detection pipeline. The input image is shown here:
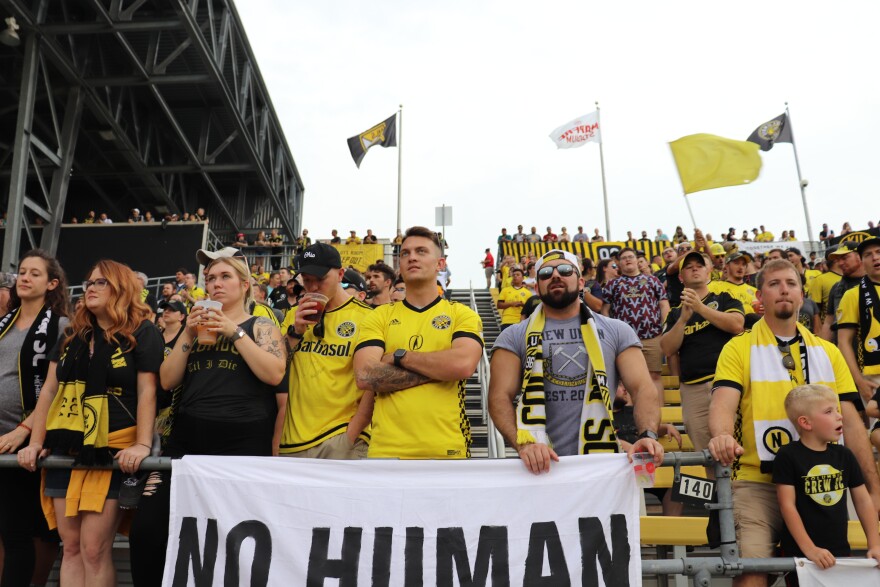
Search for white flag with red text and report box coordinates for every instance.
[549,111,601,149]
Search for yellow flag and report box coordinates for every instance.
[669,134,762,195]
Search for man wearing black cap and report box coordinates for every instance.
[837,237,880,403]
[278,242,374,460]
[821,244,865,342]
[662,251,744,453]
[342,268,368,302]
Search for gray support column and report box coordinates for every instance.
[2,31,40,270]
[40,86,84,254]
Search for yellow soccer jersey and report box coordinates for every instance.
[837,282,880,375]
[499,265,512,290]
[497,286,531,325]
[808,271,842,322]
[708,280,758,314]
[713,332,856,483]
[250,302,280,327]
[280,297,374,453]
[356,297,484,459]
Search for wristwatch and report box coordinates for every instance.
[233,326,247,340]
[286,325,304,339]
[393,349,407,368]
[637,430,659,441]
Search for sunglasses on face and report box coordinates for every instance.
[677,246,692,253]
[778,342,795,370]
[610,263,618,269]
[537,264,577,280]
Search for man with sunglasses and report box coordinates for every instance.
[489,249,663,474]
[278,243,374,460]
[708,259,880,587]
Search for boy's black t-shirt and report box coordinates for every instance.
[772,440,865,557]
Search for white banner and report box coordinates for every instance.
[736,240,809,256]
[549,111,601,149]
[164,454,641,586]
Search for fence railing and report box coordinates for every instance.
[468,284,504,459]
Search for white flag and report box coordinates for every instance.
[549,111,601,149]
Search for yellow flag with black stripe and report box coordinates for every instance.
[669,134,762,195]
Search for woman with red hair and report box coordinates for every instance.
[18,259,163,587]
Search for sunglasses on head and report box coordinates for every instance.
[537,263,577,280]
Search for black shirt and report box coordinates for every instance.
[772,441,864,557]
[666,270,685,307]
[663,292,743,384]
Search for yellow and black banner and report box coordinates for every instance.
[332,244,384,272]
[501,240,664,263]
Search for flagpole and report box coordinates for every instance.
[784,102,815,243]
[683,193,697,230]
[396,104,403,236]
[595,101,611,241]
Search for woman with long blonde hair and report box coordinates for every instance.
[18,260,163,587]
[129,252,286,586]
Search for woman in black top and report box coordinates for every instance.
[129,254,286,586]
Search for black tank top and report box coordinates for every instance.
[177,317,277,422]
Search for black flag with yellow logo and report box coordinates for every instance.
[746,113,793,151]
[347,114,397,168]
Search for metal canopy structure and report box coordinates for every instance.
[0,0,304,270]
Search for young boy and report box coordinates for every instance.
[773,384,880,580]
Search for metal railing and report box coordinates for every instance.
[468,284,504,459]
[0,450,803,585]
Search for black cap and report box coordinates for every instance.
[295,243,342,276]
[678,251,707,271]
[342,269,367,292]
[784,246,802,256]
[857,237,880,256]
[159,300,187,314]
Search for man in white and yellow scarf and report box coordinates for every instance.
[709,259,879,587]
[489,249,664,474]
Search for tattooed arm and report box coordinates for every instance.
[354,345,433,393]
[235,317,288,386]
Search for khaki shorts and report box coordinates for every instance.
[732,480,783,558]
[679,380,712,452]
[640,336,663,373]
[281,432,368,460]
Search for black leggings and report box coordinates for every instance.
[0,467,57,587]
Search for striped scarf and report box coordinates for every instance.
[516,303,617,454]
[857,277,880,369]
[0,305,59,416]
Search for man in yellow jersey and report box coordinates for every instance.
[661,251,744,452]
[808,247,843,324]
[837,237,880,404]
[279,243,374,459]
[821,245,864,342]
[708,243,726,281]
[708,259,880,587]
[709,251,758,319]
[496,267,530,331]
[353,226,483,459]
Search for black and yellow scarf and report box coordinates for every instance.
[516,302,618,453]
[45,331,122,465]
[857,276,880,369]
[0,305,60,417]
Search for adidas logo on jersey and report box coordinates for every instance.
[389,319,402,326]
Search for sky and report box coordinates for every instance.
[235,0,877,288]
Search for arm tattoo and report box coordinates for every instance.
[362,363,431,393]
[254,322,284,359]
[181,342,191,353]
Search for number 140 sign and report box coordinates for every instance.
[671,473,716,507]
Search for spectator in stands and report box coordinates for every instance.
[0,251,68,587]
[625,230,634,242]
[20,259,161,587]
[98,213,112,224]
[766,248,785,261]
[269,228,284,270]
[787,229,797,241]
[513,225,526,243]
[837,237,880,404]
[709,252,758,321]
[708,243,726,280]
[130,251,286,585]
[363,229,378,244]
[603,247,669,402]
[558,227,570,242]
[252,283,284,324]
[489,249,663,474]
[84,210,96,224]
[481,248,494,289]
[391,276,405,302]
[437,257,452,299]
[708,259,879,587]
[596,258,618,288]
[785,247,807,283]
[637,253,652,276]
[365,263,395,307]
[496,255,515,290]
[523,262,537,294]
[231,232,247,248]
[346,230,362,245]
[581,258,604,312]
[779,230,789,241]
[341,268,368,302]
[542,226,558,242]
[821,245,863,342]
[275,274,304,311]
[638,230,651,243]
[180,272,205,311]
[819,223,834,241]
[672,226,687,244]
[253,230,270,268]
[135,271,158,315]
[497,267,530,330]
[354,226,483,459]
[329,229,341,244]
[279,243,373,460]
[128,208,143,223]
[740,230,750,241]
[654,246,677,290]
[655,228,669,242]
[661,251,744,455]
[181,212,191,222]
[572,226,589,242]
[841,222,852,236]
[525,226,541,244]
[755,225,774,242]
[193,208,207,222]
[267,268,289,307]
[497,227,511,245]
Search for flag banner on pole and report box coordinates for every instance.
[347,114,397,168]
[549,111,601,149]
[164,455,641,586]
[669,134,762,195]
[746,113,793,151]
